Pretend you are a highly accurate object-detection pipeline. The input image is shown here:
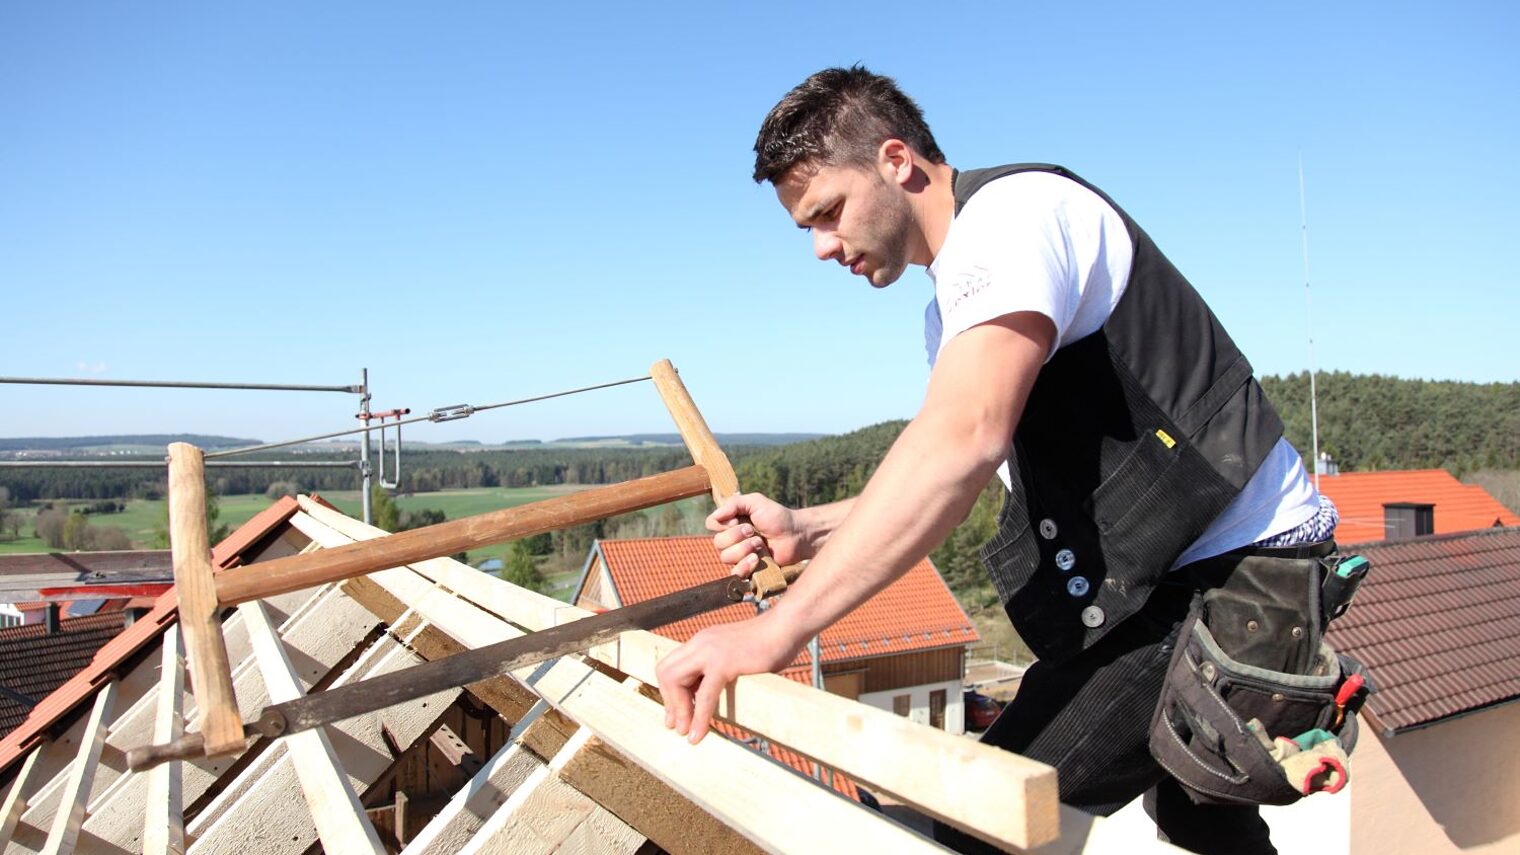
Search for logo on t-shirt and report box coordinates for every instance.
[942,265,993,315]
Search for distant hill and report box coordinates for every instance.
[0,434,262,454]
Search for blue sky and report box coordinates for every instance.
[3,2,1515,445]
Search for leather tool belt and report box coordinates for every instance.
[1148,543,1375,806]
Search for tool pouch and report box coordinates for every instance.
[1148,550,1375,806]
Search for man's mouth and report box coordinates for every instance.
[849,256,866,275]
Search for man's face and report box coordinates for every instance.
[775,161,916,289]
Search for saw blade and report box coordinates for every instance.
[253,574,753,738]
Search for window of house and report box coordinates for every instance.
[930,689,946,730]
[892,694,911,717]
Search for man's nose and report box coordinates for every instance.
[813,230,843,262]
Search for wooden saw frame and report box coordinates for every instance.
[158,360,794,760]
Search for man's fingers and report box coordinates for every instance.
[712,523,757,551]
[705,497,744,531]
[687,672,728,745]
[731,553,761,578]
[656,651,698,735]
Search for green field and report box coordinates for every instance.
[0,486,591,555]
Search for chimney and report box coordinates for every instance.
[45,603,61,634]
[1384,503,1435,541]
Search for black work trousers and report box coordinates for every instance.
[933,583,1276,855]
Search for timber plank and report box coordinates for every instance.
[295,497,1060,849]
[187,596,454,854]
[456,729,642,855]
[238,600,385,854]
[400,703,555,855]
[40,681,117,855]
[142,625,185,855]
[0,746,44,846]
[78,590,311,853]
[298,528,942,853]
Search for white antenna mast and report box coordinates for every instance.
[1299,152,1322,491]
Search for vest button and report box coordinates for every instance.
[1066,576,1090,597]
[1039,519,1059,539]
[1054,549,1076,572]
[1080,605,1105,627]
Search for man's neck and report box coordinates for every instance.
[915,161,958,266]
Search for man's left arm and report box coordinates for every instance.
[657,310,1054,743]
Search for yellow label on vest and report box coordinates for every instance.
[1155,429,1177,449]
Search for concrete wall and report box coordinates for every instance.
[859,679,965,735]
[1351,704,1520,855]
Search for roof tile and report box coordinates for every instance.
[1326,526,1520,732]
[591,536,979,668]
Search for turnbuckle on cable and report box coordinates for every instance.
[428,404,477,422]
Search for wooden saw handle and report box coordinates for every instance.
[649,360,799,598]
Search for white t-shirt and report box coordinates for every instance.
[924,170,1319,568]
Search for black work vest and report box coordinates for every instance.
[961,164,1284,663]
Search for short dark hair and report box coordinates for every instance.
[752,65,946,184]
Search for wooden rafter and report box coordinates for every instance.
[0,744,44,845]
[142,624,185,855]
[39,680,116,855]
[239,600,385,854]
[296,496,1062,850]
[287,510,945,853]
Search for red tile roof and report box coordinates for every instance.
[0,496,300,780]
[712,719,861,801]
[0,613,130,738]
[1327,526,1520,733]
[587,536,979,670]
[1316,469,1519,543]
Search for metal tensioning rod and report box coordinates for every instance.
[0,376,362,393]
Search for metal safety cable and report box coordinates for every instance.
[203,375,652,459]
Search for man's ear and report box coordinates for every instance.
[877,139,915,186]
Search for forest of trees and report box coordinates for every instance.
[1261,372,1520,475]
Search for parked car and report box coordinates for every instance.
[963,690,1003,731]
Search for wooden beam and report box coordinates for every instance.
[456,728,643,855]
[1,744,45,845]
[340,563,747,855]
[167,442,245,758]
[78,589,326,853]
[39,680,117,855]
[293,524,942,854]
[142,624,185,855]
[296,497,1061,851]
[555,733,762,855]
[400,703,558,854]
[215,465,713,605]
[239,600,385,855]
[186,595,449,854]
